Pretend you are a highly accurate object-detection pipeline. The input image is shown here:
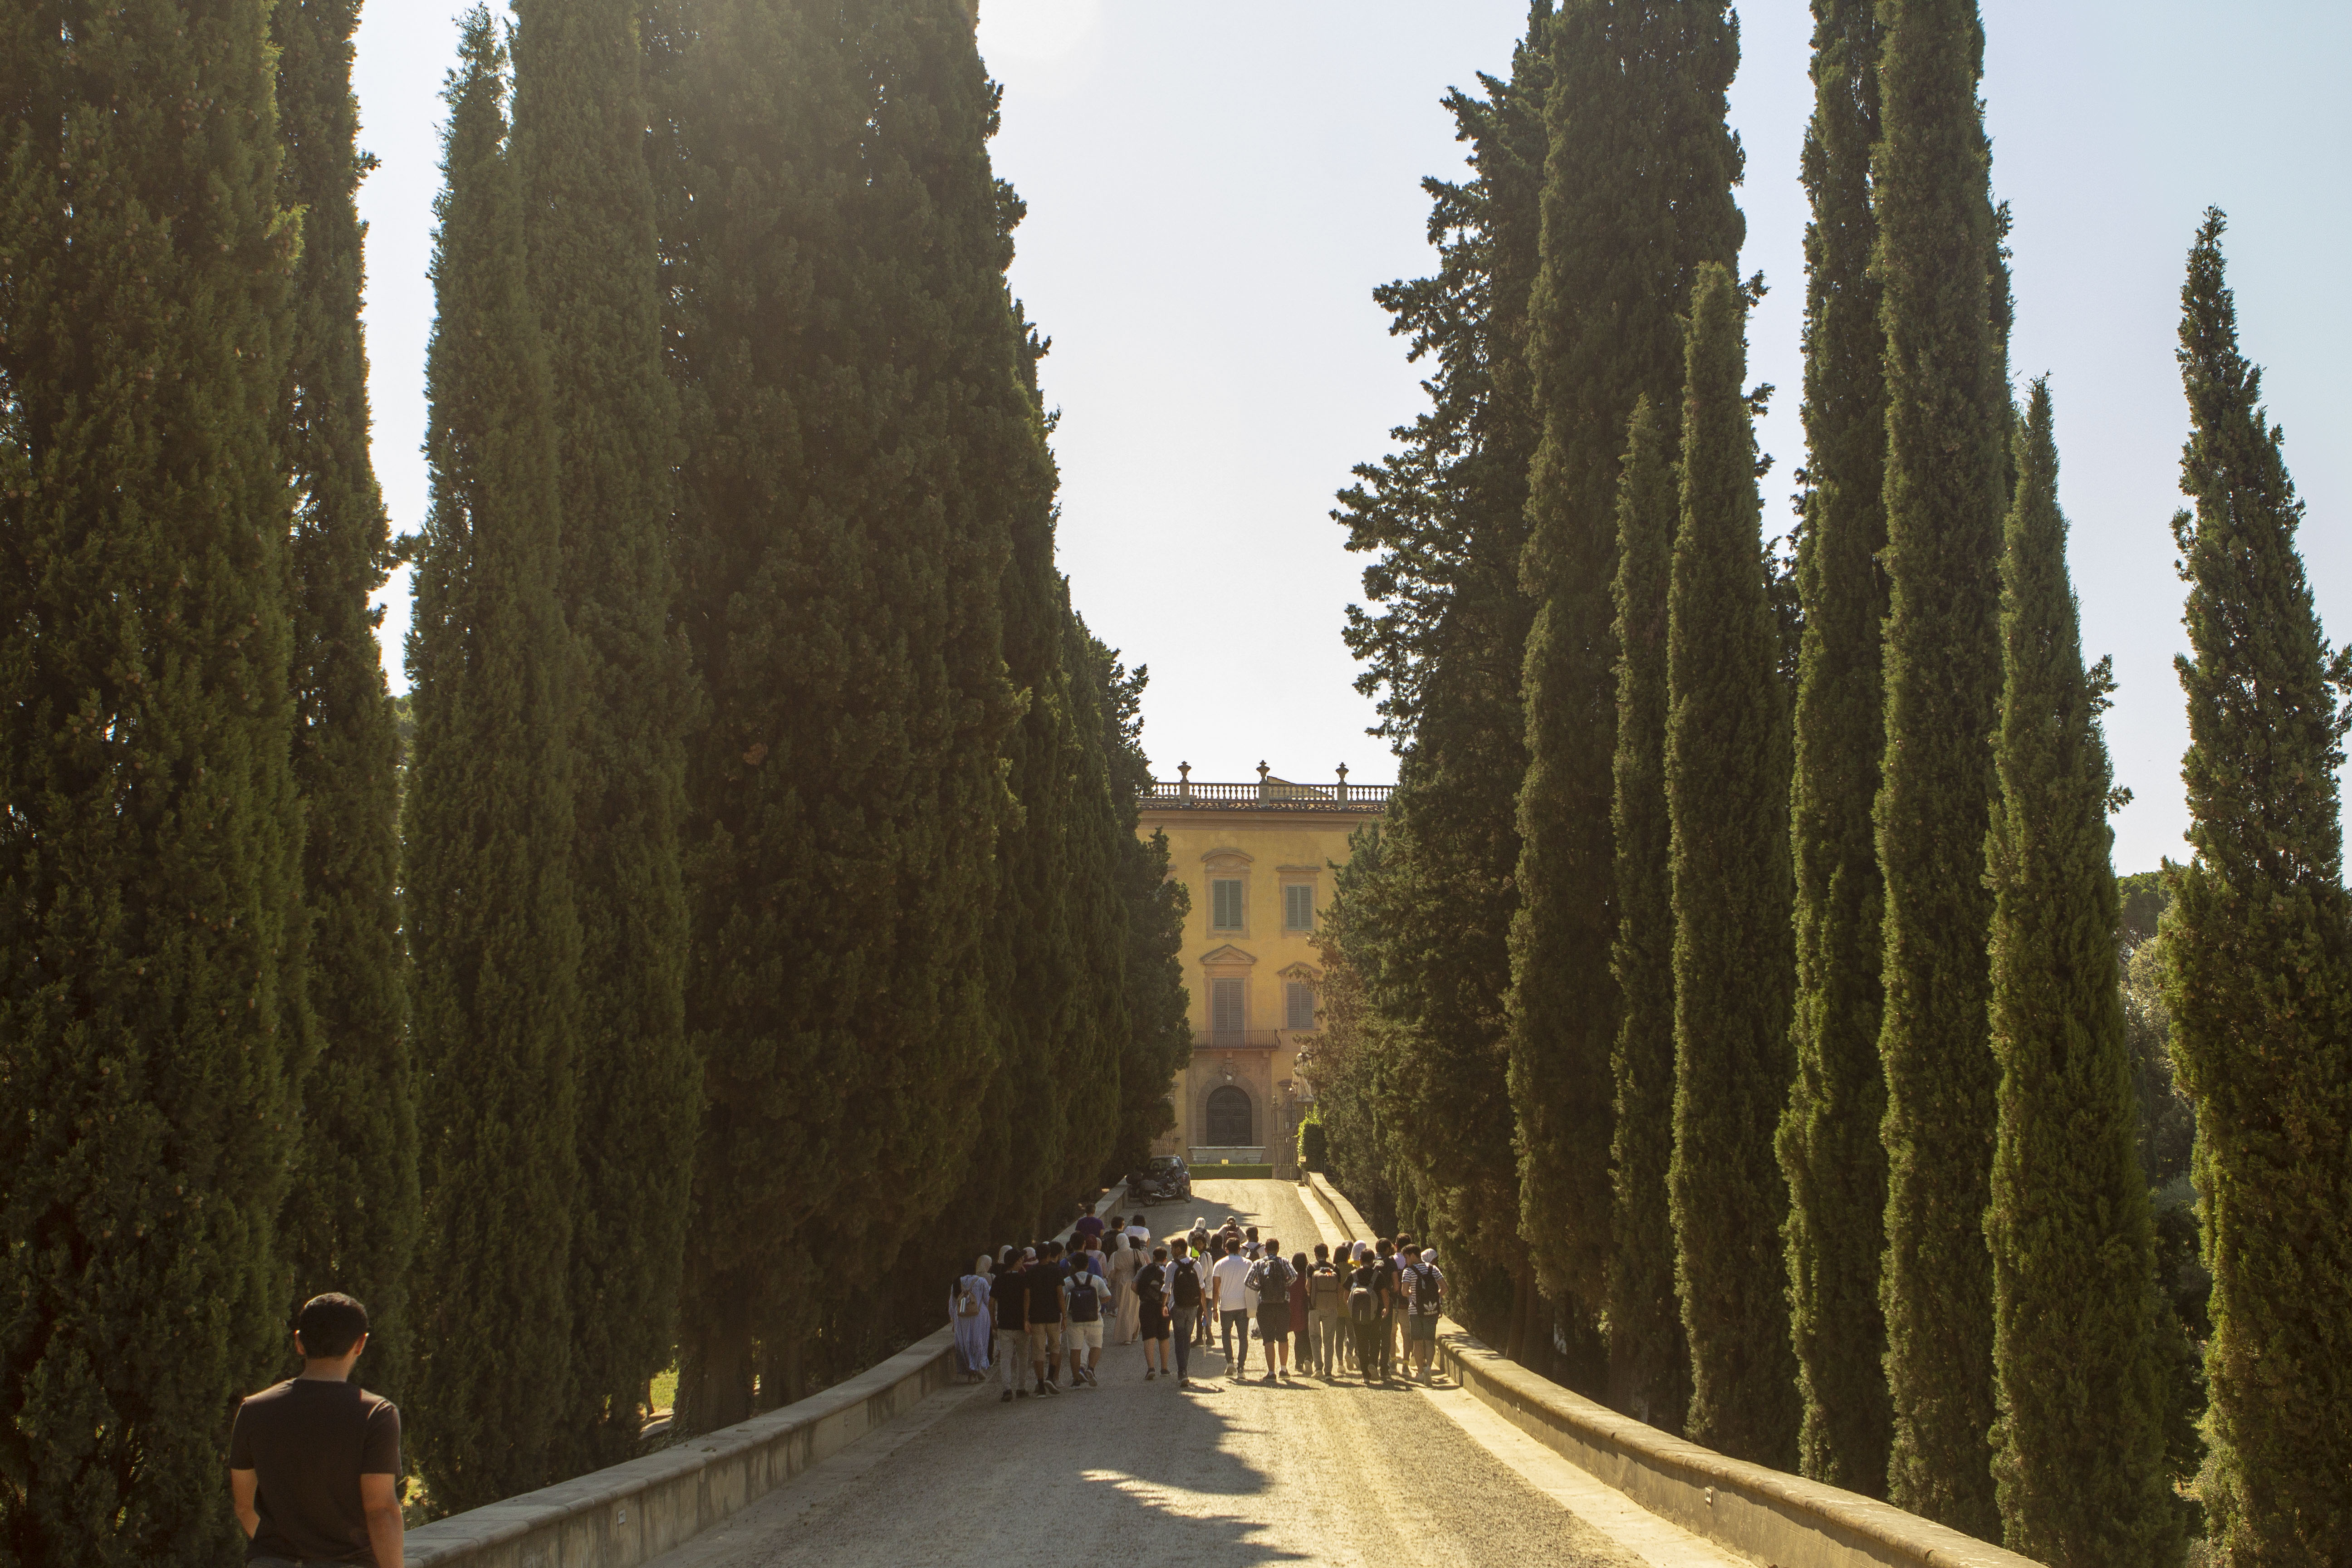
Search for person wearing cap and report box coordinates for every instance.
[1403,1245,1447,1382]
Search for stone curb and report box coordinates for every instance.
[1297,1173,2039,1568]
[405,1184,1130,1567]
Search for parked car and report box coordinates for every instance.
[1130,1155,1191,1205]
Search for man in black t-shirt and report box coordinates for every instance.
[229,1293,403,1568]
[992,1247,1029,1402]
[1024,1244,1068,1396]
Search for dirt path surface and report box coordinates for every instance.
[652,1180,1646,1568]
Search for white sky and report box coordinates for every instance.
[354,1,2351,875]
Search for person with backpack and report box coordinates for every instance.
[1243,1240,1297,1382]
[993,1246,1030,1402]
[951,1254,994,1383]
[1024,1244,1067,1397]
[1344,1242,1387,1385]
[1136,1245,1173,1381]
[1209,1235,1256,1379]
[1404,1246,1447,1382]
[1064,1253,1108,1387]
[1163,1237,1206,1386]
[1305,1245,1345,1378]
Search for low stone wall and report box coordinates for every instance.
[1302,1171,2040,1568]
[407,1185,1128,1568]
[405,1333,957,1568]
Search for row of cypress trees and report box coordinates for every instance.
[0,0,1191,1555]
[1325,2,2347,1563]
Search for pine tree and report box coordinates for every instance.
[2164,210,2352,1568]
[0,0,305,1558]
[1336,2,1551,1359]
[1982,381,2176,1566]
[1605,394,1690,1429]
[1511,0,1743,1317]
[272,0,421,1410]
[1870,0,2008,1533]
[1665,264,1799,1467]
[1778,0,1892,1496]
[669,0,1018,1427]
[507,0,701,1471]
[402,12,583,1509]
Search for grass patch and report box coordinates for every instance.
[650,1366,678,1416]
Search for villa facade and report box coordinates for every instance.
[1135,764,1388,1176]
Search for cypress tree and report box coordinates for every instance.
[669,0,1018,1427]
[271,0,421,1407]
[1605,393,1690,1429]
[1778,0,1893,1495]
[1511,0,1743,1313]
[1080,627,1193,1185]
[402,12,583,1509]
[1982,381,2175,1566]
[1335,3,1550,1358]
[0,0,305,1557]
[2165,211,2352,1567]
[1870,0,2008,1532]
[1664,264,1799,1467]
[508,0,700,1470]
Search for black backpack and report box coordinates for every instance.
[1407,1263,1442,1315]
[1067,1269,1102,1322]
[1170,1257,1204,1309]
[1250,1256,1294,1306]
[1347,1271,1376,1321]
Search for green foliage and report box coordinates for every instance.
[0,2,305,1557]
[1983,382,2177,1566]
[1085,633,1193,1184]
[1511,0,1744,1316]
[667,0,1021,1427]
[1335,4,1551,1358]
[1606,394,1690,1431]
[1664,266,1799,1468]
[272,0,421,1418]
[402,14,584,1509]
[1298,1113,1330,1175]
[509,0,701,1470]
[1869,0,2009,1533]
[2164,210,2352,1567]
[1303,823,1404,1239]
[1779,0,1893,1497]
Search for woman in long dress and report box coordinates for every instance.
[1108,1235,1142,1344]
[951,1253,994,1382]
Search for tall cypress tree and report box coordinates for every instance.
[1664,264,1799,1467]
[509,0,700,1471]
[403,12,583,1509]
[1,1,306,1558]
[1870,0,2007,1533]
[271,0,420,1408]
[669,0,1017,1428]
[1336,3,1551,1358]
[1778,0,1892,1496]
[2165,211,2352,1568]
[1983,381,2175,1567]
[1605,394,1690,1429]
[1511,0,1743,1316]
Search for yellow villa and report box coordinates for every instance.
[1137,763,1388,1176]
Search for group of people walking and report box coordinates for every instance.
[950,1210,1449,1398]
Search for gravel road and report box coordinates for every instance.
[660,1179,1644,1568]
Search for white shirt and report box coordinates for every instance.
[1123,1224,1151,1247]
[1210,1254,1256,1314]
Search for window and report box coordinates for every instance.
[1283,882,1314,932]
[1211,978,1245,1035]
[1211,877,1244,931]
[1206,1085,1252,1146]
[1285,981,1315,1031]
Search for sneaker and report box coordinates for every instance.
[1145,1368,1155,1380]
[1041,1381,1061,1396]
[1000,1389,1013,1403]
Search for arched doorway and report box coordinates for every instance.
[1206,1084,1252,1147]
